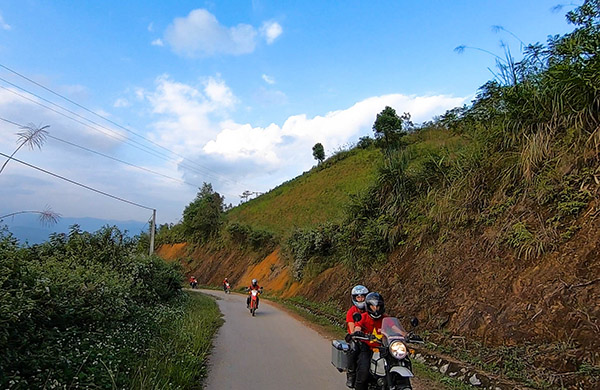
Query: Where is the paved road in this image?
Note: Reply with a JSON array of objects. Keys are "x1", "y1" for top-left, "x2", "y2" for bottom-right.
[{"x1": 200, "y1": 289, "x2": 344, "y2": 390}]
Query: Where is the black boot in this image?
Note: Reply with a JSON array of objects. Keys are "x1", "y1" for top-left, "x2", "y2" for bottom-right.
[{"x1": 346, "y1": 371, "x2": 356, "y2": 388}]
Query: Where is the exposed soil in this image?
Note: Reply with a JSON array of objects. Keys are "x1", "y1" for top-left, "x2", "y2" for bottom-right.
[{"x1": 157, "y1": 211, "x2": 599, "y2": 389}]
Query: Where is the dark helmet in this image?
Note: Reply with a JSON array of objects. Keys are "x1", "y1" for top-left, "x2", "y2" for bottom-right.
[
  {"x1": 365, "y1": 292, "x2": 385, "y2": 319},
  {"x1": 251, "y1": 279, "x2": 258, "y2": 286}
]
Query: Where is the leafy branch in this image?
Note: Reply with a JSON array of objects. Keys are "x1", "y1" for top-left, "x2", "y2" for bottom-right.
[{"x1": 0, "y1": 122, "x2": 49, "y2": 174}]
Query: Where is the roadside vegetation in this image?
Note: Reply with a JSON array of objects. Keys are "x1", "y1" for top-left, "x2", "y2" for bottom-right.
[{"x1": 0, "y1": 226, "x2": 221, "y2": 389}]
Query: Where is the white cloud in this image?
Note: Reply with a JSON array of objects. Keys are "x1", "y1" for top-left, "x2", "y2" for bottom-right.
[
  {"x1": 142, "y1": 75, "x2": 238, "y2": 154},
  {"x1": 260, "y1": 21, "x2": 282, "y2": 44},
  {"x1": 201, "y1": 93, "x2": 466, "y2": 172},
  {"x1": 204, "y1": 122, "x2": 282, "y2": 164},
  {"x1": 0, "y1": 13, "x2": 11, "y2": 31},
  {"x1": 262, "y1": 74, "x2": 275, "y2": 84},
  {"x1": 147, "y1": 22, "x2": 154, "y2": 32},
  {"x1": 113, "y1": 98, "x2": 130, "y2": 108},
  {"x1": 164, "y1": 9, "x2": 257, "y2": 57},
  {"x1": 151, "y1": 38, "x2": 164, "y2": 47},
  {"x1": 204, "y1": 76, "x2": 237, "y2": 109}
]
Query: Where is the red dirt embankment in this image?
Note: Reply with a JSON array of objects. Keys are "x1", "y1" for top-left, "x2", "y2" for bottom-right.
[{"x1": 157, "y1": 215, "x2": 599, "y2": 389}]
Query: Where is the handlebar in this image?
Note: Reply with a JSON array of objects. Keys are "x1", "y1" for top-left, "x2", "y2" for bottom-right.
[
  {"x1": 346, "y1": 331, "x2": 424, "y2": 345},
  {"x1": 346, "y1": 331, "x2": 380, "y2": 344}
]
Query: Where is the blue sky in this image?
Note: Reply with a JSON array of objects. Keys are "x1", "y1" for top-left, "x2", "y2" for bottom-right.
[{"x1": 0, "y1": 1, "x2": 575, "y2": 227}]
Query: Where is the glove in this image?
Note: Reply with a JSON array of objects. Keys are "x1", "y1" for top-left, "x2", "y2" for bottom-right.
[{"x1": 352, "y1": 331, "x2": 367, "y2": 338}]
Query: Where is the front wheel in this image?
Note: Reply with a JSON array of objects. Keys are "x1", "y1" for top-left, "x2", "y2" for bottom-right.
[
  {"x1": 251, "y1": 307, "x2": 255, "y2": 316},
  {"x1": 392, "y1": 374, "x2": 412, "y2": 390}
]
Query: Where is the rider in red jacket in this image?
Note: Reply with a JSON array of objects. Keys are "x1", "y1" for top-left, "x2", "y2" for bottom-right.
[
  {"x1": 246, "y1": 279, "x2": 261, "y2": 308},
  {"x1": 345, "y1": 285, "x2": 369, "y2": 388}
]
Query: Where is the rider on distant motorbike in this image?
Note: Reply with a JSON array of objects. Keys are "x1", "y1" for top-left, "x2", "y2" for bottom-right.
[
  {"x1": 345, "y1": 285, "x2": 369, "y2": 388},
  {"x1": 189, "y1": 276, "x2": 198, "y2": 288},
  {"x1": 223, "y1": 277, "x2": 230, "y2": 292},
  {"x1": 352, "y1": 292, "x2": 389, "y2": 390},
  {"x1": 246, "y1": 279, "x2": 261, "y2": 308}
]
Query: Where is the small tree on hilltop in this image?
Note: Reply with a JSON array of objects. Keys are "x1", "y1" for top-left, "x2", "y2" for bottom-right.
[
  {"x1": 312, "y1": 143, "x2": 325, "y2": 164},
  {"x1": 373, "y1": 106, "x2": 412, "y2": 159}
]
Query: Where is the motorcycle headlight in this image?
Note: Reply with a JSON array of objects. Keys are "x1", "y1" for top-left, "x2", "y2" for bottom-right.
[{"x1": 389, "y1": 340, "x2": 408, "y2": 360}]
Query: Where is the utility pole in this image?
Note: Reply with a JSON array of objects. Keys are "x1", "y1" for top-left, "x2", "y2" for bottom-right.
[{"x1": 149, "y1": 209, "x2": 156, "y2": 255}]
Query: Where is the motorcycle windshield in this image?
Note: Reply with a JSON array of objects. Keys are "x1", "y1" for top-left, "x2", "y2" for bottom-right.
[
  {"x1": 380, "y1": 317, "x2": 408, "y2": 339},
  {"x1": 251, "y1": 290, "x2": 259, "y2": 296}
]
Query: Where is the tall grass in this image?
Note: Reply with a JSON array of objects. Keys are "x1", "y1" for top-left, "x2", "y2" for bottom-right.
[{"x1": 131, "y1": 292, "x2": 223, "y2": 389}]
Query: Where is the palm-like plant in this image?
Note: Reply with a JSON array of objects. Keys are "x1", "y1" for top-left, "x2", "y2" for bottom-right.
[
  {"x1": 0, "y1": 123, "x2": 50, "y2": 174},
  {"x1": 0, "y1": 206, "x2": 61, "y2": 226}
]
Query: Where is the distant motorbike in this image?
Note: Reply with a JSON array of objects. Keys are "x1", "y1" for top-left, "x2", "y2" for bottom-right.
[
  {"x1": 332, "y1": 316, "x2": 423, "y2": 390},
  {"x1": 224, "y1": 282, "x2": 231, "y2": 294},
  {"x1": 247, "y1": 287, "x2": 263, "y2": 316},
  {"x1": 190, "y1": 280, "x2": 198, "y2": 289}
]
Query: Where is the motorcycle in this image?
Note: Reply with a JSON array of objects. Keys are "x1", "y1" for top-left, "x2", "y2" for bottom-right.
[
  {"x1": 247, "y1": 287, "x2": 263, "y2": 316},
  {"x1": 332, "y1": 315, "x2": 423, "y2": 390},
  {"x1": 224, "y1": 282, "x2": 231, "y2": 294},
  {"x1": 190, "y1": 280, "x2": 198, "y2": 289}
]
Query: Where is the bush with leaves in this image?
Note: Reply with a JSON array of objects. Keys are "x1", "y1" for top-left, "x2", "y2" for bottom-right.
[
  {"x1": 0, "y1": 225, "x2": 184, "y2": 389},
  {"x1": 285, "y1": 223, "x2": 342, "y2": 280}
]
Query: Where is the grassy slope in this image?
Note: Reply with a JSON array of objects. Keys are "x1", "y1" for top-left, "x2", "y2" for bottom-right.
[{"x1": 226, "y1": 147, "x2": 382, "y2": 234}]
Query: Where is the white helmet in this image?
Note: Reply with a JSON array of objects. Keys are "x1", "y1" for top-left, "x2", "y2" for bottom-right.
[{"x1": 351, "y1": 285, "x2": 369, "y2": 309}]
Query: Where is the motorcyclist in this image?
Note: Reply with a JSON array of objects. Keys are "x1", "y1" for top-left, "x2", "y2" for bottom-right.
[
  {"x1": 189, "y1": 276, "x2": 198, "y2": 288},
  {"x1": 345, "y1": 285, "x2": 369, "y2": 388},
  {"x1": 352, "y1": 292, "x2": 389, "y2": 390},
  {"x1": 223, "y1": 277, "x2": 230, "y2": 292},
  {"x1": 246, "y1": 279, "x2": 261, "y2": 308}
]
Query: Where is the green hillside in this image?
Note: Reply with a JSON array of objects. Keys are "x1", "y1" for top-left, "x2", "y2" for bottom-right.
[{"x1": 226, "y1": 147, "x2": 382, "y2": 235}]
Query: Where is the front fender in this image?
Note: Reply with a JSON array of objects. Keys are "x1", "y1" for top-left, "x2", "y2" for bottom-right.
[{"x1": 390, "y1": 366, "x2": 414, "y2": 377}]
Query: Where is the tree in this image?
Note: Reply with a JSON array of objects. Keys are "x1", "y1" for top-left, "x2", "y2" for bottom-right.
[
  {"x1": 312, "y1": 143, "x2": 325, "y2": 164},
  {"x1": 182, "y1": 183, "x2": 225, "y2": 242},
  {"x1": 372, "y1": 107, "x2": 411, "y2": 157}
]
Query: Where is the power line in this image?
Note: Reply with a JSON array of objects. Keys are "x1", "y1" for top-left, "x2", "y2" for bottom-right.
[
  {"x1": 0, "y1": 151, "x2": 155, "y2": 211},
  {"x1": 0, "y1": 63, "x2": 243, "y2": 186},
  {"x1": 0, "y1": 117, "x2": 241, "y2": 200},
  {"x1": 0, "y1": 84, "x2": 240, "y2": 187},
  {"x1": 0, "y1": 116, "x2": 205, "y2": 188}
]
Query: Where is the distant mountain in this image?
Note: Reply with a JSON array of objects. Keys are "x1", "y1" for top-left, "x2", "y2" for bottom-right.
[{"x1": 1, "y1": 214, "x2": 148, "y2": 245}]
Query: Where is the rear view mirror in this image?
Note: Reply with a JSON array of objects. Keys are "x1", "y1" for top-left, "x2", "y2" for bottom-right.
[
  {"x1": 410, "y1": 317, "x2": 419, "y2": 328},
  {"x1": 352, "y1": 312, "x2": 362, "y2": 322}
]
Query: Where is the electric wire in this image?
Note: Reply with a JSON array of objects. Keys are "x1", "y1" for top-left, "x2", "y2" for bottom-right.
[
  {"x1": 1, "y1": 117, "x2": 241, "y2": 200},
  {"x1": 0, "y1": 63, "x2": 243, "y2": 186},
  {"x1": 0, "y1": 151, "x2": 155, "y2": 211},
  {"x1": 0, "y1": 115, "x2": 203, "y2": 188},
  {"x1": 0, "y1": 81, "x2": 235, "y2": 185}
]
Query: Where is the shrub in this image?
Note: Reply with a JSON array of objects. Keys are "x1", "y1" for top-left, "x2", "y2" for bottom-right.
[{"x1": 0, "y1": 226, "x2": 184, "y2": 389}]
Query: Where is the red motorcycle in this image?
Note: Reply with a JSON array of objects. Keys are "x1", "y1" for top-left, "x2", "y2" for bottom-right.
[
  {"x1": 247, "y1": 287, "x2": 263, "y2": 316},
  {"x1": 224, "y1": 282, "x2": 231, "y2": 294}
]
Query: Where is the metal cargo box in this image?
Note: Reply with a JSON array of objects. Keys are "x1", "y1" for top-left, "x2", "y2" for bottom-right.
[{"x1": 331, "y1": 339, "x2": 351, "y2": 371}]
